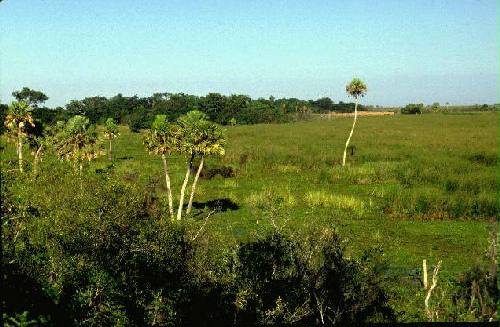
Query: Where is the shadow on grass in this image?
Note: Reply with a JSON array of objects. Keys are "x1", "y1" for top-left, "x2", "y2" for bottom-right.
[{"x1": 192, "y1": 198, "x2": 240, "y2": 213}]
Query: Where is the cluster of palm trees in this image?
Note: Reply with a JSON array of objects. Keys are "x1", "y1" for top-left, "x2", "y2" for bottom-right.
[
  {"x1": 4, "y1": 100, "x2": 225, "y2": 221},
  {"x1": 4, "y1": 101, "x2": 112, "y2": 175},
  {"x1": 143, "y1": 111, "x2": 225, "y2": 220},
  {"x1": 5, "y1": 78, "x2": 363, "y2": 221}
]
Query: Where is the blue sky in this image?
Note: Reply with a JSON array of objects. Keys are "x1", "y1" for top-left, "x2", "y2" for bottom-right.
[{"x1": 1, "y1": 0, "x2": 498, "y2": 107}]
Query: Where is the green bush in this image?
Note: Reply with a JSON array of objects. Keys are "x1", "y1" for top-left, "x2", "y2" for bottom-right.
[{"x1": 401, "y1": 104, "x2": 423, "y2": 115}]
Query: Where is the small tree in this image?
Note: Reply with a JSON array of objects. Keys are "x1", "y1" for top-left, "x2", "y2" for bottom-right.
[
  {"x1": 176, "y1": 111, "x2": 210, "y2": 220},
  {"x1": 143, "y1": 115, "x2": 179, "y2": 219},
  {"x1": 401, "y1": 103, "x2": 423, "y2": 115},
  {"x1": 103, "y1": 118, "x2": 119, "y2": 161},
  {"x1": 431, "y1": 102, "x2": 440, "y2": 112},
  {"x1": 53, "y1": 115, "x2": 103, "y2": 175},
  {"x1": 186, "y1": 121, "x2": 225, "y2": 214},
  {"x1": 4, "y1": 101, "x2": 35, "y2": 172},
  {"x1": 12, "y1": 87, "x2": 48, "y2": 109},
  {"x1": 342, "y1": 78, "x2": 367, "y2": 167}
]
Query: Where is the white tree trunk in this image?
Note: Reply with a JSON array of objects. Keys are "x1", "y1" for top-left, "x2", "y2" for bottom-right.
[
  {"x1": 161, "y1": 154, "x2": 174, "y2": 219},
  {"x1": 18, "y1": 129, "x2": 23, "y2": 173},
  {"x1": 423, "y1": 259, "x2": 428, "y2": 289},
  {"x1": 108, "y1": 139, "x2": 113, "y2": 161},
  {"x1": 342, "y1": 98, "x2": 358, "y2": 167},
  {"x1": 33, "y1": 144, "x2": 43, "y2": 176},
  {"x1": 425, "y1": 260, "x2": 442, "y2": 321},
  {"x1": 186, "y1": 155, "x2": 204, "y2": 214},
  {"x1": 177, "y1": 153, "x2": 194, "y2": 220}
]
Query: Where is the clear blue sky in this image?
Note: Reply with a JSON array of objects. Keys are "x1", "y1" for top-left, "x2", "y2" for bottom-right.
[{"x1": 1, "y1": 0, "x2": 498, "y2": 107}]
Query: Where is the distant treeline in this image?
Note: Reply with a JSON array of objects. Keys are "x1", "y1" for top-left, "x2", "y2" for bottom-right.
[
  {"x1": 1, "y1": 93, "x2": 366, "y2": 131},
  {"x1": 399, "y1": 103, "x2": 500, "y2": 115},
  {"x1": 2, "y1": 89, "x2": 498, "y2": 132}
]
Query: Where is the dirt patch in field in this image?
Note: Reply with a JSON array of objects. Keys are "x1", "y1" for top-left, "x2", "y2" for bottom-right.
[{"x1": 322, "y1": 111, "x2": 395, "y2": 118}]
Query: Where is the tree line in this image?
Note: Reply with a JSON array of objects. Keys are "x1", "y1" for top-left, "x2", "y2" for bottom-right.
[{"x1": 0, "y1": 87, "x2": 365, "y2": 133}]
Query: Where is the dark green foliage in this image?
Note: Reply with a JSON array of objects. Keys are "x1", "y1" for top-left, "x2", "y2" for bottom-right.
[
  {"x1": 12, "y1": 87, "x2": 49, "y2": 108},
  {"x1": 401, "y1": 103, "x2": 423, "y2": 114},
  {"x1": 151, "y1": 92, "x2": 197, "y2": 120},
  {"x1": 311, "y1": 97, "x2": 334, "y2": 112},
  {"x1": 21, "y1": 90, "x2": 367, "y2": 130},
  {"x1": 0, "y1": 103, "x2": 8, "y2": 134},
  {"x1": 66, "y1": 95, "x2": 151, "y2": 125},
  {"x1": 2, "y1": 162, "x2": 394, "y2": 325},
  {"x1": 452, "y1": 264, "x2": 499, "y2": 321},
  {"x1": 457, "y1": 227, "x2": 498, "y2": 321},
  {"x1": 200, "y1": 164, "x2": 236, "y2": 179},
  {"x1": 126, "y1": 105, "x2": 154, "y2": 133},
  {"x1": 232, "y1": 231, "x2": 395, "y2": 325},
  {"x1": 31, "y1": 107, "x2": 67, "y2": 126}
]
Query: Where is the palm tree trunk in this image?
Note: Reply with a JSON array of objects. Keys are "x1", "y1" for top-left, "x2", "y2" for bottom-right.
[
  {"x1": 186, "y1": 155, "x2": 204, "y2": 214},
  {"x1": 17, "y1": 126, "x2": 23, "y2": 172},
  {"x1": 108, "y1": 139, "x2": 112, "y2": 161},
  {"x1": 33, "y1": 144, "x2": 43, "y2": 176},
  {"x1": 177, "y1": 153, "x2": 194, "y2": 220},
  {"x1": 161, "y1": 154, "x2": 174, "y2": 219},
  {"x1": 342, "y1": 97, "x2": 358, "y2": 167}
]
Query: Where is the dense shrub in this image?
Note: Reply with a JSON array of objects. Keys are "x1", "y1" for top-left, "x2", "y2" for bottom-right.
[
  {"x1": 401, "y1": 104, "x2": 423, "y2": 115},
  {"x1": 2, "y1": 165, "x2": 395, "y2": 325}
]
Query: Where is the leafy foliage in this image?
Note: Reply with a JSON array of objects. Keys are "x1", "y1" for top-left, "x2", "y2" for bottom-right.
[
  {"x1": 4, "y1": 101, "x2": 35, "y2": 139},
  {"x1": 401, "y1": 104, "x2": 423, "y2": 115},
  {"x1": 143, "y1": 115, "x2": 180, "y2": 156},
  {"x1": 346, "y1": 78, "x2": 368, "y2": 99},
  {"x1": 177, "y1": 111, "x2": 225, "y2": 157},
  {"x1": 104, "y1": 118, "x2": 119, "y2": 140},
  {"x1": 12, "y1": 87, "x2": 48, "y2": 108},
  {"x1": 53, "y1": 115, "x2": 103, "y2": 165}
]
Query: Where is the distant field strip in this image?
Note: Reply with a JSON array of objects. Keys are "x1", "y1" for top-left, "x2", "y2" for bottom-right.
[{"x1": 322, "y1": 111, "x2": 396, "y2": 118}]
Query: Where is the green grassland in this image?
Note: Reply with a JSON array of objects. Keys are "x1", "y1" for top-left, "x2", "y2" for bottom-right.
[
  {"x1": 3, "y1": 112, "x2": 497, "y2": 272},
  {"x1": 94, "y1": 112, "x2": 499, "y2": 275},
  {"x1": 2, "y1": 111, "x2": 498, "y2": 321}
]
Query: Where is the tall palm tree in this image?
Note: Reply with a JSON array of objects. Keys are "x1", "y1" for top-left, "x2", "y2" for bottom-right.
[
  {"x1": 104, "y1": 118, "x2": 119, "y2": 161},
  {"x1": 342, "y1": 78, "x2": 367, "y2": 167},
  {"x1": 143, "y1": 115, "x2": 179, "y2": 219},
  {"x1": 186, "y1": 121, "x2": 225, "y2": 214},
  {"x1": 4, "y1": 101, "x2": 34, "y2": 172},
  {"x1": 53, "y1": 115, "x2": 103, "y2": 175}
]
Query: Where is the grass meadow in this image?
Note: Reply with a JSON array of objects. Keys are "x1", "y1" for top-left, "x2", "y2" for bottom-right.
[{"x1": 94, "y1": 112, "x2": 499, "y2": 273}]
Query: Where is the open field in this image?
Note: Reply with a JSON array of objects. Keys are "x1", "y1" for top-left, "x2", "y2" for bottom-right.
[{"x1": 92, "y1": 112, "x2": 498, "y2": 272}]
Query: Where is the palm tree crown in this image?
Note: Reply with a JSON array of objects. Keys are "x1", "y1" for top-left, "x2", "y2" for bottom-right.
[
  {"x1": 346, "y1": 78, "x2": 368, "y2": 99},
  {"x1": 143, "y1": 115, "x2": 180, "y2": 155},
  {"x1": 104, "y1": 118, "x2": 119, "y2": 140},
  {"x1": 4, "y1": 101, "x2": 34, "y2": 136},
  {"x1": 54, "y1": 115, "x2": 102, "y2": 162}
]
